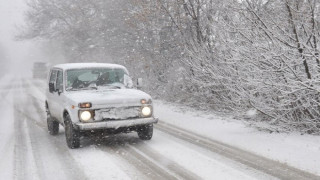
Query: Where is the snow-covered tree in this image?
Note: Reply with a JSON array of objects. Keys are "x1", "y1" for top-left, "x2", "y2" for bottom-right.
[{"x1": 20, "y1": 0, "x2": 320, "y2": 133}]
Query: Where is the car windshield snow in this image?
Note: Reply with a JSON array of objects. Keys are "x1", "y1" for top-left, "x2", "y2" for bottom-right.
[{"x1": 66, "y1": 68, "x2": 126, "y2": 91}]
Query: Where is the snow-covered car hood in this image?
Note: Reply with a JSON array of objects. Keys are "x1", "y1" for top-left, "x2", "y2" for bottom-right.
[{"x1": 67, "y1": 89, "x2": 152, "y2": 108}]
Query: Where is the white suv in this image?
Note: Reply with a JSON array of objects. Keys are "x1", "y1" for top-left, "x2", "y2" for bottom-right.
[{"x1": 45, "y1": 63, "x2": 158, "y2": 148}]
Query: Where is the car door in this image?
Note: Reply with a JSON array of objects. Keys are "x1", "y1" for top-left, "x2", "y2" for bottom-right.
[
  {"x1": 47, "y1": 69, "x2": 58, "y2": 118},
  {"x1": 52, "y1": 69, "x2": 65, "y2": 123}
]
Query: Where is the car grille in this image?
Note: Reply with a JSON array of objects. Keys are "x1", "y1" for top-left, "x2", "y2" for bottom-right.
[{"x1": 95, "y1": 107, "x2": 140, "y2": 120}]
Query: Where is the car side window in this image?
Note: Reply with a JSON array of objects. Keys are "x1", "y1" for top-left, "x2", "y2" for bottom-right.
[
  {"x1": 56, "y1": 70, "x2": 63, "y2": 92},
  {"x1": 49, "y1": 70, "x2": 58, "y2": 87}
]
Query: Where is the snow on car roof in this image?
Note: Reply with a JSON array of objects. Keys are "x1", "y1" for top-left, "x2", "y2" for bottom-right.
[{"x1": 52, "y1": 63, "x2": 129, "y2": 73}]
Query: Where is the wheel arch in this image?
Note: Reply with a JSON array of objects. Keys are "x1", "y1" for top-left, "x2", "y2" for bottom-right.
[
  {"x1": 62, "y1": 109, "x2": 72, "y2": 126},
  {"x1": 45, "y1": 100, "x2": 49, "y2": 109},
  {"x1": 63, "y1": 109, "x2": 69, "y2": 119}
]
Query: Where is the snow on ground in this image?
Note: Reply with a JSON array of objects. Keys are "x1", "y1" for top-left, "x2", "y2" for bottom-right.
[
  {"x1": 70, "y1": 147, "x2": 132, "y2": 180},
  {"x1": 0, "y1": 82, "x2": 14, "y2": 180},
  {"x1": 25, "y1": 78, "x2": 277, "y2": 179},
  {"x1": 29, "y1": 78, "x2": 320, "y2": 176},
  {"x1": 145, "y1": 130, "x2": 269, "y2": 180},
  {"x1": 154, "y1": 100, "x2": 320, "y2": 176},
  {"x1": 0, "y1": 74, "x2": 14, "y2": 89},
  {"x1": 2, "y1": 77, "x2": 318, "y2": 179},
  {"x1": 19, "y1": 78, "x2": 276, "y2": 180}
]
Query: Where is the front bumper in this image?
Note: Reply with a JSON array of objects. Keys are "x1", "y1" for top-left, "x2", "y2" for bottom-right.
[{"x1": 75, "y1": 117, "x2": 158, "y2": 131}]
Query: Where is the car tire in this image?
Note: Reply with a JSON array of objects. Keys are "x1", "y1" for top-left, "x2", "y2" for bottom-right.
[
  {"x1": 64, "y1": 115, "x2": 80, "y2": 149},
  {"x1": 47, "y1": 109, "x2": 59, "y2": 135},
  {"x1": 137, "y1": 124, "x2": 153, "y2": 140}
]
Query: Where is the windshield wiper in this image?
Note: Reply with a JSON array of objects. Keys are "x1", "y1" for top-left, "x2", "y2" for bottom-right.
[
  {"x1": 66, "y1": 86, "x2": 98, "y2": 91},
  {"x1": 98, "y1": 84, "x2": 121, "y2": 89},
  {"x1": 84, "y1": 86, "x2": 98, "y2": 90}
]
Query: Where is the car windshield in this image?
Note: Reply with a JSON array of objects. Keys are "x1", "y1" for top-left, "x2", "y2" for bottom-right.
[{"x1": 66, "y1": 68, "x2": 126, "y2": 91}]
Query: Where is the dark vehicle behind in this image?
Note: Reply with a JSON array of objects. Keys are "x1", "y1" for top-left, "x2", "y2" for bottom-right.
[{"x1": 33, "y1": 62, "x2": 47, "y2": 79}]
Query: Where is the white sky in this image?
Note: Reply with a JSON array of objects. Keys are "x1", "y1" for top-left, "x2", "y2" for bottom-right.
[{"x1": 0, "y1": 0, "x2": 43, "y2": 76}]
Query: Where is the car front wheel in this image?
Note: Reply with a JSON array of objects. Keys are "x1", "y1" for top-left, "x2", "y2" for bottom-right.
[
  {"x1": 137, "y1": 124, "x2": 153, "y2": 140},
  {"x1": 64, "y1": 115, "x2": 80, "y2": 149}
]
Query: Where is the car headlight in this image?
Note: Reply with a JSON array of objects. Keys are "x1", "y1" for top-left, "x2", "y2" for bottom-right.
[
  {"x1": 80, "y1": 111, "x2": 92, "y2": 121},
  {"x1": 141, "y1": 106, "x2": 152, "y2": 117}
]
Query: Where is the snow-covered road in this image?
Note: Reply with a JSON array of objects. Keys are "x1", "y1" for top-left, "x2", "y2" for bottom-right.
[{"x1": 0, "y1": 77, "x2": 319, "y2": 180}]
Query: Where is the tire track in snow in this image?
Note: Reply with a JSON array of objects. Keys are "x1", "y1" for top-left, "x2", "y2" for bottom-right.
[
  {"x1": 0, "y1": 77, "x2": 31, "y2": 98},
  {"x1": 94, "y1": 134, "x2": 201, "y2": 180},
  {"x1": 0, "y1": 78, "x2": 14, "y2": 99},
  {"x1": 24, "y1": 111, "x2": 87, "y2": 180},
  {"x1": 13, "y1": 110, "x2": 36, "y2": 180},
  {"x1": 110, "y1": 145, "x2": 171, "y2": 180},
  {"x1": 13, "y1": 82, "x2": 40, "y2": 180},
  {"x1": 0, "y1": 135, "x2": 14, "y2": 165},
  {"x1": 127, "y1": 144, "x2": 202, "y2": 180},
  {"x1": 111, "y1": 146, "x2": 177, "y2": 180},
  {"x1": 27, "y1": 84, "x2": 147, "y2": 179},
  {"x1": 13, "y1": 108, "x2": 28, "y2": 180},
  {"x1": 27, "y1": 78, "x2": 320, "y2": 179},
  {"x1": 0, "y1": 79, "x2": 15, "y2": 174},
  {"x1": 155, "y1": 122, "x2": 320, "y2": 180},
  {"x1": 27, "y1": 79, "x2": 201, "y2": 179},
  {"x1": 17, "y1": 79, "x2": 87, "y2": 180},
  {"x1": 81, "y1": 134, "x2": 175, "y2": 180},
  {"x1": 27, "y1": 78, "x2": 247, "y2": 179}
]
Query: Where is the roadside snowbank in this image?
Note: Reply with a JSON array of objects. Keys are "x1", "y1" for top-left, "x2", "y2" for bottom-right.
[{"x1": 154, "y1": 100, "x2": 320, "y2": 176}]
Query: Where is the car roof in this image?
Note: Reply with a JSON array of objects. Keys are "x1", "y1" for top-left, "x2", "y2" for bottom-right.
[{"x1": 52, "y1": 63, "x2": 129, "y2": 74}]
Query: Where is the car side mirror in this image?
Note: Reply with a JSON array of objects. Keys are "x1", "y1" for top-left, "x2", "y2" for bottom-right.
[
  {"x1": 49, "y1": 82, "x2": 55, "y2": 93},
  {"x1": 137, "y1": 78, "x2": 143, "y2": 89}
]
